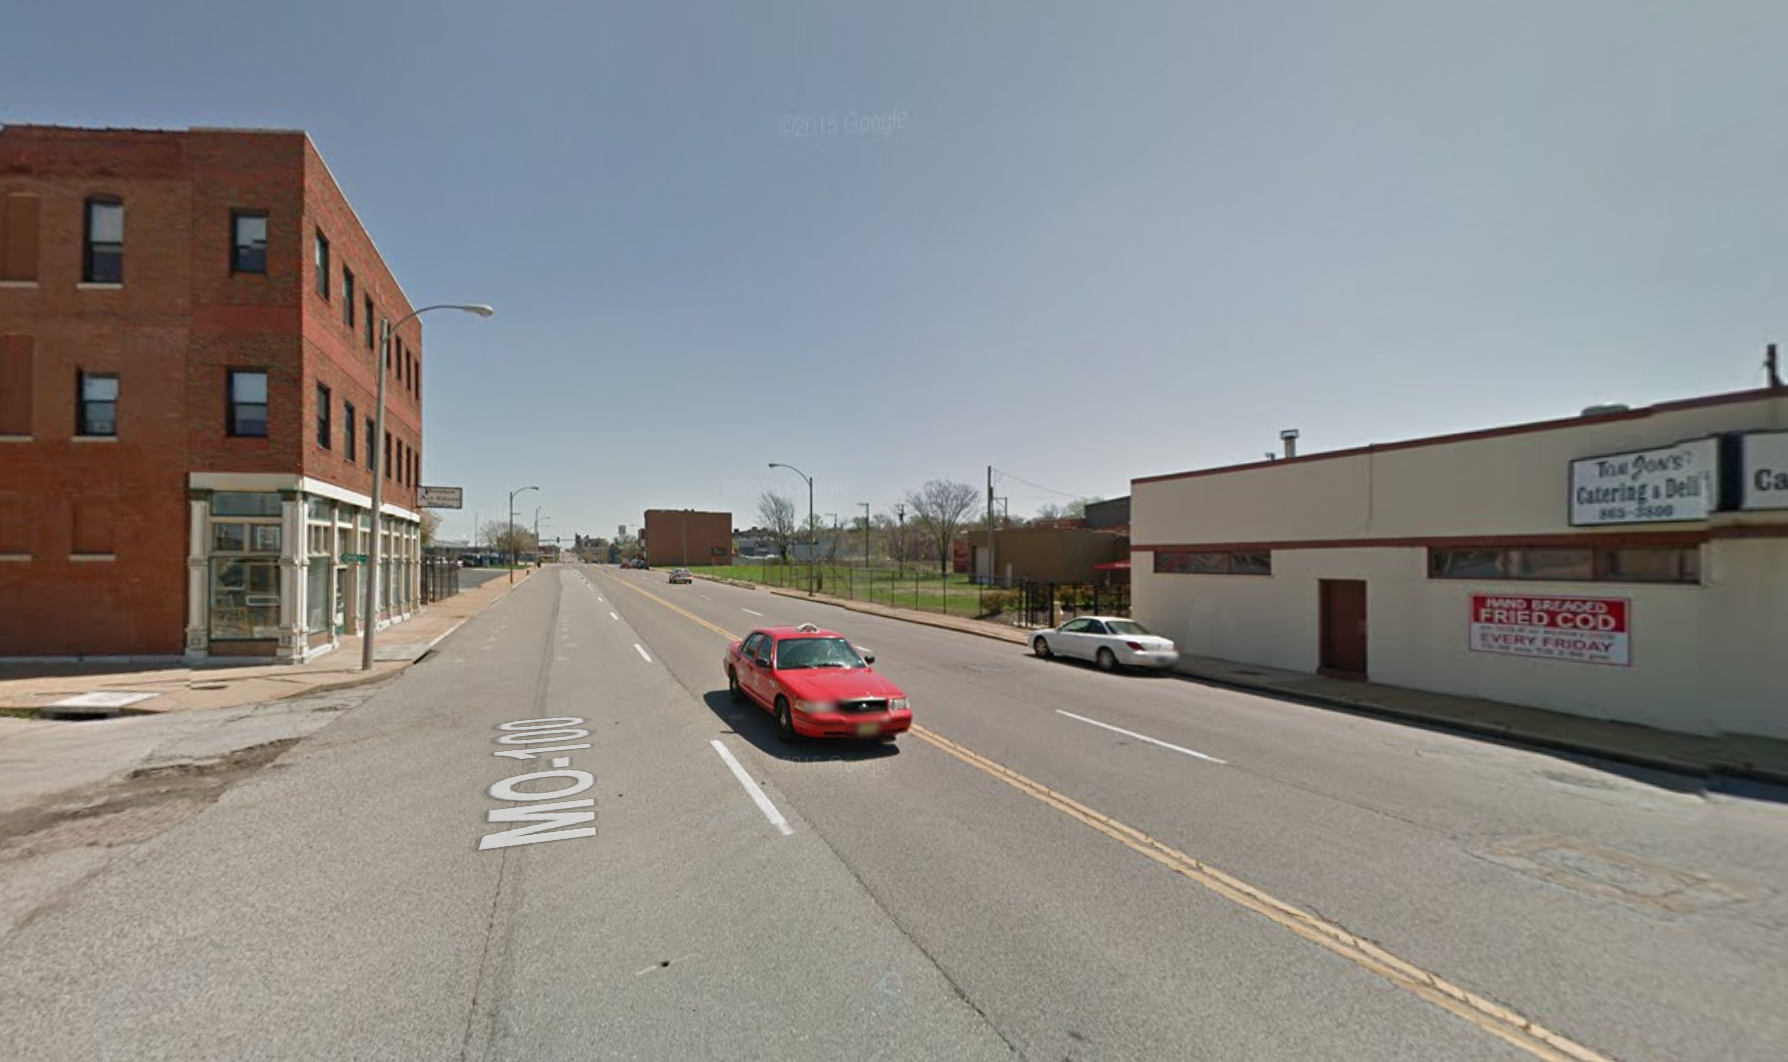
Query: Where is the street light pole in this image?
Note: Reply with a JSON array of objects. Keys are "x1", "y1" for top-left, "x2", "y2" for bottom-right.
[
  {"x1": 508, "y1": 485, "x2": 538, "y2": 584},
  {"x1": 860, "y1": 502, "x2": 870, "y2": 568},
  {"x1": 769, "y1": 462, "x2": 814, "y2": 596},
  {"x1": 361, "y1": 303, "x2": 494, "y2": 672}
]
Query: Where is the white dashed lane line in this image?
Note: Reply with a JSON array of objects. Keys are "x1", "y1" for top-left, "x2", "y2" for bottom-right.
[
  {"x1": 1055, "y1": 709, "x2": 1227, "y2": 764},
  {"x1": 634, "y1": 643, "x2": 652, "y2": 663}
]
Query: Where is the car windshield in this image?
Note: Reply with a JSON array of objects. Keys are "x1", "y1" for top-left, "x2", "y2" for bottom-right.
[
  {"x1": 1104, "y1": 620, "x2": 1153, "y2": 636},
  {"x1": 775, "y1": 636, "x2": 865, "y2": 670}
]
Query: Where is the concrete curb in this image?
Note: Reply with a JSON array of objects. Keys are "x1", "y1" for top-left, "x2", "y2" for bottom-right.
[
  {"x1": 744, "y1": 578, "x2": 1788, "y2": 789},
  {"x1": 765, "y1": 587, "x2": 1032, "y2": 646},
  {"x1": 1175, "y1": 670, "x2": 1788, "y2": 789}
]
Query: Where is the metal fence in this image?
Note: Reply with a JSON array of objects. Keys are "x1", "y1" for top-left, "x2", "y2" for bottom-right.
[{"x1": 420, "y1": 557, "x2": 461, "y2": 605}]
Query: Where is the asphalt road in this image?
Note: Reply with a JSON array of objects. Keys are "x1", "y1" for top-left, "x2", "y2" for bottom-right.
[{"x1": 2, "y1": 564, "x2": 1783, "y2": 1061}]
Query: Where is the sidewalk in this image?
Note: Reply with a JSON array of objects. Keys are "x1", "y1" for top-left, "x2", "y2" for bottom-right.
[
  {"x1": 0, "y1": 569, "x2": 533, "y2": 718},
  {"x1": 757, "y1": 582, "x2": 1788, "y2": 787}
]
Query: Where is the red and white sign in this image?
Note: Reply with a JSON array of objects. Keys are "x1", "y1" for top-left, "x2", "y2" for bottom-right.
[{"x1": 1469, "y1": 594, "x2": 1631, "y2": 667}]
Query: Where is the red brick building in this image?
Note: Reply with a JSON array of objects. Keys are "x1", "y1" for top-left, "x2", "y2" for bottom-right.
[
  {"x1": 642, "y1": 510, "x2": 733, "y2": 566},
  {"x1": 0, "y1": 125, "x2": 427, "y2": 661}
]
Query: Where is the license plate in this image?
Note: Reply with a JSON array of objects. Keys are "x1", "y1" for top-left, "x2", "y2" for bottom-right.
[{"x1": 856, "y1": 722, "x2": 881, "y2": 737}]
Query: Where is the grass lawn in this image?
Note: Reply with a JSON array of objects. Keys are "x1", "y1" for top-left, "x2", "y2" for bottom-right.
[{"x1": 684, "y1": 563, "x2": 999, "y2": 618}]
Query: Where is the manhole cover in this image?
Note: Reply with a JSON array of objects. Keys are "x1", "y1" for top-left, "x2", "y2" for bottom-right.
[{"x1": 1473, "y1": 835, "x2": 1764, "y2": 914}]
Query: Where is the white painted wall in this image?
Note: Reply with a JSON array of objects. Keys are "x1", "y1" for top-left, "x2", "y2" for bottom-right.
[{"x1": 1133, "y1": 391, "x2": 1788, "y2": 739}]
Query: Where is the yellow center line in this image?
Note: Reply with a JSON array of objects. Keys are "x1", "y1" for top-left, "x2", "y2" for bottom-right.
[{"x1": 596, "y1": 568, "x2": 1616, "y2": 1062}]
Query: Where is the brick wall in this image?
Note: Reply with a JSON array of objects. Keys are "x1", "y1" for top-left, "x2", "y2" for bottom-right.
[
  {"x1": 301, "y1": 138, "x2": 419, "y2": 511},
  {"x1": 0, "y1": 126, "x2": 426, "y2": 655}
]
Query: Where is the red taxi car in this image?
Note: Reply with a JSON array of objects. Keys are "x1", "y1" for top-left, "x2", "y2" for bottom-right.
[{"x1": 723, "y1": 623, "x2": 913, "y2": 743}]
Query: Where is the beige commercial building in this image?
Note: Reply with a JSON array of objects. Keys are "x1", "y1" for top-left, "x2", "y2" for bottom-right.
[{"x1": 1131, "y1": 387, "x2": 1788, "y2": 741}]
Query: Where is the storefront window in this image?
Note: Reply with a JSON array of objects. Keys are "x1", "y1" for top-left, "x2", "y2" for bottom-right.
[
  {"x1": 1155, "y1": 550, "x2": 1272, "y2": 575},
  {"x1": 307, "y1": 557, "x2": 331, "y2": 633},
  {"x1": 213, "y1": 522, "x2": 248, "y2": 552},
  {"x1": 210, "y1": 558, "x2": 280, "y2": 639},
  {"x1": 1428, "y1": 545, "x2": 1699, "y2": 585},
  {"x1": 213, "y1": 492, "x2": 282, "y2": 517}
]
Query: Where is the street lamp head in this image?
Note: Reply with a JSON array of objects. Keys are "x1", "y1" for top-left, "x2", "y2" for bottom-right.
[{"x1": 460, "y1": 304, "x2": 496, "y2": 317}]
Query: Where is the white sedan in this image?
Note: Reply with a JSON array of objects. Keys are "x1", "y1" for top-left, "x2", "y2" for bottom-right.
[{"x1": 1031, "y1": 616, "x2": 1180, "y2": 672}]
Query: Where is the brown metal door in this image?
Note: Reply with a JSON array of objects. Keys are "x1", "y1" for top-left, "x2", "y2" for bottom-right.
[{"x1": 1319, "y1": 580, "x2": 1368, "y2": 678}]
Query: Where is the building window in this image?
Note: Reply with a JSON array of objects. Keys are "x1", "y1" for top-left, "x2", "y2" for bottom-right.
[
  {"x1": 231, "y1": 211, "x2": 268, "y2": 273},
  {"x1": 210, "y1": 558, "x2": 280, "y2": 639},
  {"x1": 213, "y1": 491, "x2": 283, "y2": 517},
  {"x1": 364, "y1": 417, "x2": 375, "y2": 469},
  {"x1": 228, "y1": 370, "x2": 269, "y2": 437},
  {"x1": 1428, "y1": 546, "x2": 1700, "y2": 585},
  {"x1": 314, "y1": 230, "x2": 330, "y2": 299},
  {"x1": 213, "y1": 521, "x2": 283, "y2": 553},
  {"x1": 316, "y1": 383, "x2": 332, "y2": 449},
  {"x1": 384, "y1": 431, "x2": 393, "y2": 479},
  {"x1": 83, "y1": 199, "x2": 124, "y2": 284},
  {"x1": 364, "y1": 296, "x2": 375, "y2": 350},
  {"x1": 344, "y1": 401, "x2": 357, "y2": 461},
  {"x1": 76, "y1": 371, "x2": 118, "y2": 437},
  {"x1": 382, "y1": 320, "x2": 392, "y2": 372},
  {"x1": 1153, "y1": 550, "x2": 1272, "y2": 575},
  {"x1": 343, "y1": 268, "x2": 356, "y2": 326}
]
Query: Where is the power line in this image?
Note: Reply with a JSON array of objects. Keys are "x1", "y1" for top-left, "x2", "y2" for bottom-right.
[{"x1": 991, "y1": 467, "x2": 1091, "y2": 500}]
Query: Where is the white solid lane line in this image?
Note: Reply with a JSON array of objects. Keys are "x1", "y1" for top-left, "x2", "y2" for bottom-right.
[
  {"x1": 1056, "y1": 709, "x2": 1227, "y2": 764},
  {"x1": 634, "y1": 643, "x2": 652, "y2": 663},
  {"x1": 742, "y1": 608, "x2": 764, "y2": 616},
  {"x1": 710, "y1": 739, "x2": 794, "y2": 836}
]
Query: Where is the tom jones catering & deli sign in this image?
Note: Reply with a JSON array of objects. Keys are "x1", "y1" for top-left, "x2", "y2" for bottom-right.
[
  {"x1": 1569, "y1": 438, "x2": 1715, "y2": 526},
  {"x1": 1469, "y1": 595, "x2": 1631, "y2": 666}
]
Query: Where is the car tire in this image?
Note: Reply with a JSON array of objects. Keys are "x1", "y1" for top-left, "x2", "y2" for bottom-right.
[
  {"x1": 776, "y1": 698, "x2": 800, "y2": 744},
  {"x1": 1032, "y1": 636, "x2": 1053, "y2": 659},
  {"x1": 1096, "y1": 647, "x2": 1118, "y2": 672},
  {"x1": 728, "y1": 669, "x2": 745, "y2": 703}
]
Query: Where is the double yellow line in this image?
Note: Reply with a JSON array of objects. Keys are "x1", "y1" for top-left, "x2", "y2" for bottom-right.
[{"x1": 598, "y1": 570, "x2": 1615, "y2": 1062}]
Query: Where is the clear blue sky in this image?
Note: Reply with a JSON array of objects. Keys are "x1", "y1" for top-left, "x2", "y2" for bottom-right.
[{"x1": 6, "y1": 1, "x2": 1785, "y2": 543}]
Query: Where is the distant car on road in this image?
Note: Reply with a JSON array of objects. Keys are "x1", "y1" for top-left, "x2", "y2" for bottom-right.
[
  {"x1": 723, "y1": 623, "x2": 912, "y2": 743},
  {"x1": 668, "y1": 568, "x2": 693, "y2": 584},
  {"x1": 1031, "y1": 616, "x2": 1179, "y2": 672}
]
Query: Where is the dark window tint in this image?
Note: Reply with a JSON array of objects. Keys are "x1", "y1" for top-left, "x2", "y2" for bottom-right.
[
  {"x1": 343, "y1": 268, "x2": 356, "y2": 326},
  {"x1": 316, "y1": 383, "x2": 332, "y2": 448},
  {"x1": 83, "y1": 199, "x2": 123, "y2": 283},
  {"x1": 384, "y1": 431, "x2": 392, "y2": 477},
  {"x1": 1516, "y1": 549, "x2": 1594, "y2": 581},
  {"x1": 1154, "y1": 550, "x2": 1273, "y2": 575},
  {"x1": 76, "y1": 371, "x2": 118, "y2": 436},
  {"x1": 1601, "y1": 547, "x2": 1700, "y2": 583},
  {"x1": 364, "y1": 417, "x2": 375, "y2": 468},
  {"x1": 364, "y1": 297, "x2": 375, "y2": 349},
  {"x1": 344, "y1": 401, "x2": 357, "y2": 461},
  {"x1": 314, "y1": 231, "x2": 330, "y2": 299},
  {"x1": 231, "y1": 211, "x2": 267, "y2": 273},
  {"x1": 229, "y1": 370, "x2": 269, "y2": 437}
]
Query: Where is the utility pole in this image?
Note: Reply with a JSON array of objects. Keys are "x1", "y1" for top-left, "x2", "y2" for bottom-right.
[
  {"x1": 860, "y1": 502, "x2": 870, "y2": 568},
  {"x1": 987, "y1": 465, "x2": 996, "y2": 589},
  {"x1": 894, "y1": 503, "x2": 906, "y2": 573}
]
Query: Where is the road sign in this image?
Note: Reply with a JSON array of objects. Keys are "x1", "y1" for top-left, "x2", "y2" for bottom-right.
[
  {"x1": 341, "y1": 552, "x2": 370, "y2": 564},
  {"x1": 418, "y1": 485, "x2": 463, "y2": 509}
]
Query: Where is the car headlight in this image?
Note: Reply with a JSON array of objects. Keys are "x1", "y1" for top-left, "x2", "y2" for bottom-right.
[{"x1": 888, "y1": 698, "x2": 909, "y2": 711}]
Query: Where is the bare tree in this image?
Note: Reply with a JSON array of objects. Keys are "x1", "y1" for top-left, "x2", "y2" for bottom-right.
[
  {"x1": 419, "y1": 510, "x2": 442, "y2": 546},
  {"x1": 757, "y1": 492, "x2": 796, "y2": 559},
  {"x1": 905, "y1": 479, "x2": 979, "y2": 575},
  {"x1": 481, "y1": 520, "x2": 537, "y2": 561}
]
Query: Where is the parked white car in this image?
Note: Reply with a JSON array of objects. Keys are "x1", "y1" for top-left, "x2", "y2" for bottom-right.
[{"x1": 1031, "y1": 616, "x2": 1180, "y2": 672}]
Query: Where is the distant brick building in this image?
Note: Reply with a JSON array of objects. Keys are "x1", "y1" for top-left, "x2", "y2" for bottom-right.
[
  {"x1": 0, "y1": 125, "x2": 426, "y2": 661},
  {"x1": 642, "y1": 509, "x2": 732, "y2": 566}
]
